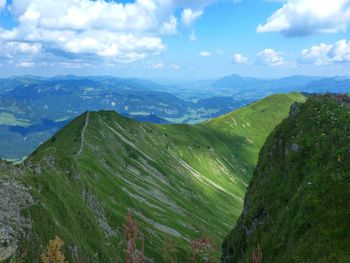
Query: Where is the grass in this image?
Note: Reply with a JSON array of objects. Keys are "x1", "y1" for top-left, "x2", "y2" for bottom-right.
[
  {"x1": 222, "y1": 94, "x2": 350, "y2": 263},
  {"x1": 0, "y1": 93, "x2": 305, "y2": 262}
]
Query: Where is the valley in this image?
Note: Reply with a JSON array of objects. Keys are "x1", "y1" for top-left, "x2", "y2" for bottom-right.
[{"x1": 1, "y1": 74, "x2": 350, "y2": 160}]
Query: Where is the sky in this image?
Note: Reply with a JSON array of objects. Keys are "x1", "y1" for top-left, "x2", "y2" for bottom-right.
[{"x1": 1, "y1": 0, "x2": 350, "y2": 79}]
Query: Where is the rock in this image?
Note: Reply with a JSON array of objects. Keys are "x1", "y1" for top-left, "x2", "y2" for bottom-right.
[
  {"x1": 0, "y1": 177, "x2": 34, "y2": 259},
  {"x1": 291, "y1": 143, "x2": 300, "y2": 152},
  {"x1": 289, "y1": 102, "x2": 301, "y2": 118}
]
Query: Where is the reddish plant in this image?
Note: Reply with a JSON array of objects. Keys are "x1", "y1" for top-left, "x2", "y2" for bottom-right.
[
  {"x1": 163, "y1": 238, "x2": 177, "y2": 263},
  {"x1": 190, "y1": 235, "x2": 218, "y2": 263},
  {"x1": 252, "y1": 244, "x2": 263, "y2": 263},
  {"x1": 124, "y1": 211, "x2": 144, "y2": 263}
]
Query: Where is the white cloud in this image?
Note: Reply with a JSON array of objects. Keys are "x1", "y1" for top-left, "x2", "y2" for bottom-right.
[
  {"x1": 300, "y1": 43, "x2": 333, "y2": 65},
  {"x1": 329, "y1": 39, "x2": 350, "y2": 62},
  {"x1": 257, "y1": 0, "x2": 350, "y2": 36},
  {"x1": 233, "y1": 53, "x2": 248, "y2": 64},
  {"x1": 300, "y1": 39, "x2": 350, "y2": 65},
  {"x1": 199, "y1": 51, "x2": 211, "y2": 57},
  {"x1": 181, "y1": 8, "x2": 203, "y2": 26},
  {"x1": 0, "y1": 0, "x2": 6, "y2": 10},
  {"x1": 257, "y1": 49, "x2": 285, "y2": 66},
  {"x1": 1, "y1": 42, "x2": 42, "y2": 56},
  {"x1": 0, "y1": 0, "x2": 215, "y2": 65},
  {"x1": 160, "y1": 16, "x2": 177, "y2": 35}
]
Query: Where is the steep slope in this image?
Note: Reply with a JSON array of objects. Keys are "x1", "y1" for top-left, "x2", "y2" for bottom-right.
[
  {"x1": 0, "y1": 93, "x2": 304, "y2": 262},
  {"x1": 204, "y1": 93, "x2": 306, "y2": 163},
  {"x1": 222, "y1": 94, "x2": 350, "y2": 263}
]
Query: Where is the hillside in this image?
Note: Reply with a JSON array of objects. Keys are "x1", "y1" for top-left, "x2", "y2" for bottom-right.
[
  {"x1": 222, "y1": 94, "x2": 350, "y2": 263},
  {"x1": 0, "y1": 93, "x2": 304, "y2": 262},
  {"x1": 204, "y1": 93, "x2": 306, "y2": 162}
]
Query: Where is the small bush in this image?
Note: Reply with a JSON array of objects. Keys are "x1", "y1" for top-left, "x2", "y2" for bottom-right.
[
  {"x1": 124, "y1": 211, "x2": 144, "y2": 263},
  {"x1": 41, "y1": 236, "x2": 67, "y2": 263}
]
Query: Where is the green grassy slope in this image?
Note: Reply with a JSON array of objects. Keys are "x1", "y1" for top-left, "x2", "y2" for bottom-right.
[
  {"x1": 0, "y1": 93, "x2": 305, "y2": 262},
  {"x1": 204, "y1": 93, "x2": 306, "y2": 163},
  {"x1": 222, "y1": 94, "x2": 350, "y2": 263}
]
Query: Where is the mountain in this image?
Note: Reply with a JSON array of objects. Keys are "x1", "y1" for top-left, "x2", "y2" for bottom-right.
[
  {"x1": 2, "y1": 74, "x2": 350, "y2": 160},
  {"x1": 222, "y1": 94, "x2": 350, "y2": 263},
  {"x1": 208, "y1": 74, "x2": 350, "y2": 100},
  {"x1": 0, "y1": 93, "x2": 304, "y2": 262},
  {"x1": 205, "y1": 92, "x2": 306, "y2": 162},
  {"x1": 0, "y1": 76, "x2": 248, "y2": 159}
]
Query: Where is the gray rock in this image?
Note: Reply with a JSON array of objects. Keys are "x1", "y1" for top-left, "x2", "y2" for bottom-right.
[
  {"x1": 0, "y1": 176, "x2": 34, "y2": 260},
  {"x1": 291, "y1": 143, "x2": 300, "y2": 152}
]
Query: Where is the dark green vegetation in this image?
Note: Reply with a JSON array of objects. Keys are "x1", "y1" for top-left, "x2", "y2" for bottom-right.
[
  {"x1": 0, "y1": 93, "x2": 305, "y2": 262},
  {"x1": 222, "y1": 94, "x2": 350, "y2": 263}
]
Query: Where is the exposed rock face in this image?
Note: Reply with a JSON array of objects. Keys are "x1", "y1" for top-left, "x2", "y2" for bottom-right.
[
  {"x1": 0, "y1": 173, "x2": 34, "y2": 261},
  {"x1": 289, "y1": 102, "x2": 301, "y2": 118}
]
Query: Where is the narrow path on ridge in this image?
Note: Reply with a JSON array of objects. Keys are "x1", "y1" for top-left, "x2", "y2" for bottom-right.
[{"x1": 75, "y1": 112, "x2": 90, "y2": 159}]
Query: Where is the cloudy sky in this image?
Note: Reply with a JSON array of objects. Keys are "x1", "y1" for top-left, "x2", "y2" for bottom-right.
[{"x1": 1, "y1": 0, "x2": 350, "y2": 79}]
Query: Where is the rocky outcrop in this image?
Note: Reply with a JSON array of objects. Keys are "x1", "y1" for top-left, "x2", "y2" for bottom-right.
[{"x1": 0, "y1": 172, "x2": 34, "y2": 261}]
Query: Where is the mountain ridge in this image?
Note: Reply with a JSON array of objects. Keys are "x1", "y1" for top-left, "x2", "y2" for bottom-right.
[
  {"x1": 1, "y1": 93, "x2": 306, "y2": 262},
  {"x1": 221, "y1": 94, "x2": 350, "y2": 263}
]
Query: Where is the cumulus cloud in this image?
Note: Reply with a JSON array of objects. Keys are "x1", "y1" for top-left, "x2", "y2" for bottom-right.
[
  {"x1": 257, "y1": 49, "x2": 285, "y2": 66},
  {"x1": 300, "y1": 39, "x2": 350, "y2": 65},
  {"x1": 199, "y1": 51, "x2": 211, "y2": 57},
  {"x1": 329, "y1": 39, "x2": 350, "y2": 62},
  {"x1": 0, "y1": 0, "x2": 214, "y2": 65},
  {"x1": 181, "y1": 8, "x2": 203, "y2": 25},
  {"x1": 257, "y1": 0, "x2": 350, "y2": 36},
  {"x1": 300, "y1": 43, "x2": 333, "y2": 65},
  {"x1": 233, "y1": 53, "x2": 248, "y2": 64},
  {"x1": 160, "y1": 16, "x2": 177, "y2": 35}
]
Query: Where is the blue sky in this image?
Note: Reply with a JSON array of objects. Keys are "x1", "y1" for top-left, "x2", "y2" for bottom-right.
[{"x1": 1, "y1": 0, "x2": 350, "y2": 79}]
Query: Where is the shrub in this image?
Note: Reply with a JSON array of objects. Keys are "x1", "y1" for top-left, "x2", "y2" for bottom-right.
[
  {"x1": 252, "y1": 245, "x2": 263, "y2": 263},
  {"x1": 124, "y1": 211, "x2": 144, "y2": 263},
  {"x1": 41, "y1": 236, "x2": 67, "y2": 263},
  {"x1": 190, "y1": 235, "x2": 217, "y2": 263}
]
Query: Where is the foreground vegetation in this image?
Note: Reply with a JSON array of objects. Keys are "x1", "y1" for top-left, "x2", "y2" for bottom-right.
[{"x1": 222, "y1": 94, "x2": 350, "y2": 263}]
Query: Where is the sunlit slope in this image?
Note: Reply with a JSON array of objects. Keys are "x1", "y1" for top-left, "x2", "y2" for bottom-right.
[
  {"x1": 23, "y1": 110, "x2": 251, "y2": 262},
  {"x1": 204, "y1": 93, "x2": 306, "y2": 162},
  {"x1": 1, "y1": 93, "x2": 305, "y2": 262}
]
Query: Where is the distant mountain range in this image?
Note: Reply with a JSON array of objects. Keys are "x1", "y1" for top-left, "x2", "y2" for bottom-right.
[{"x1": 1, "y1": 74, "x2": 350, "y2": 159}]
